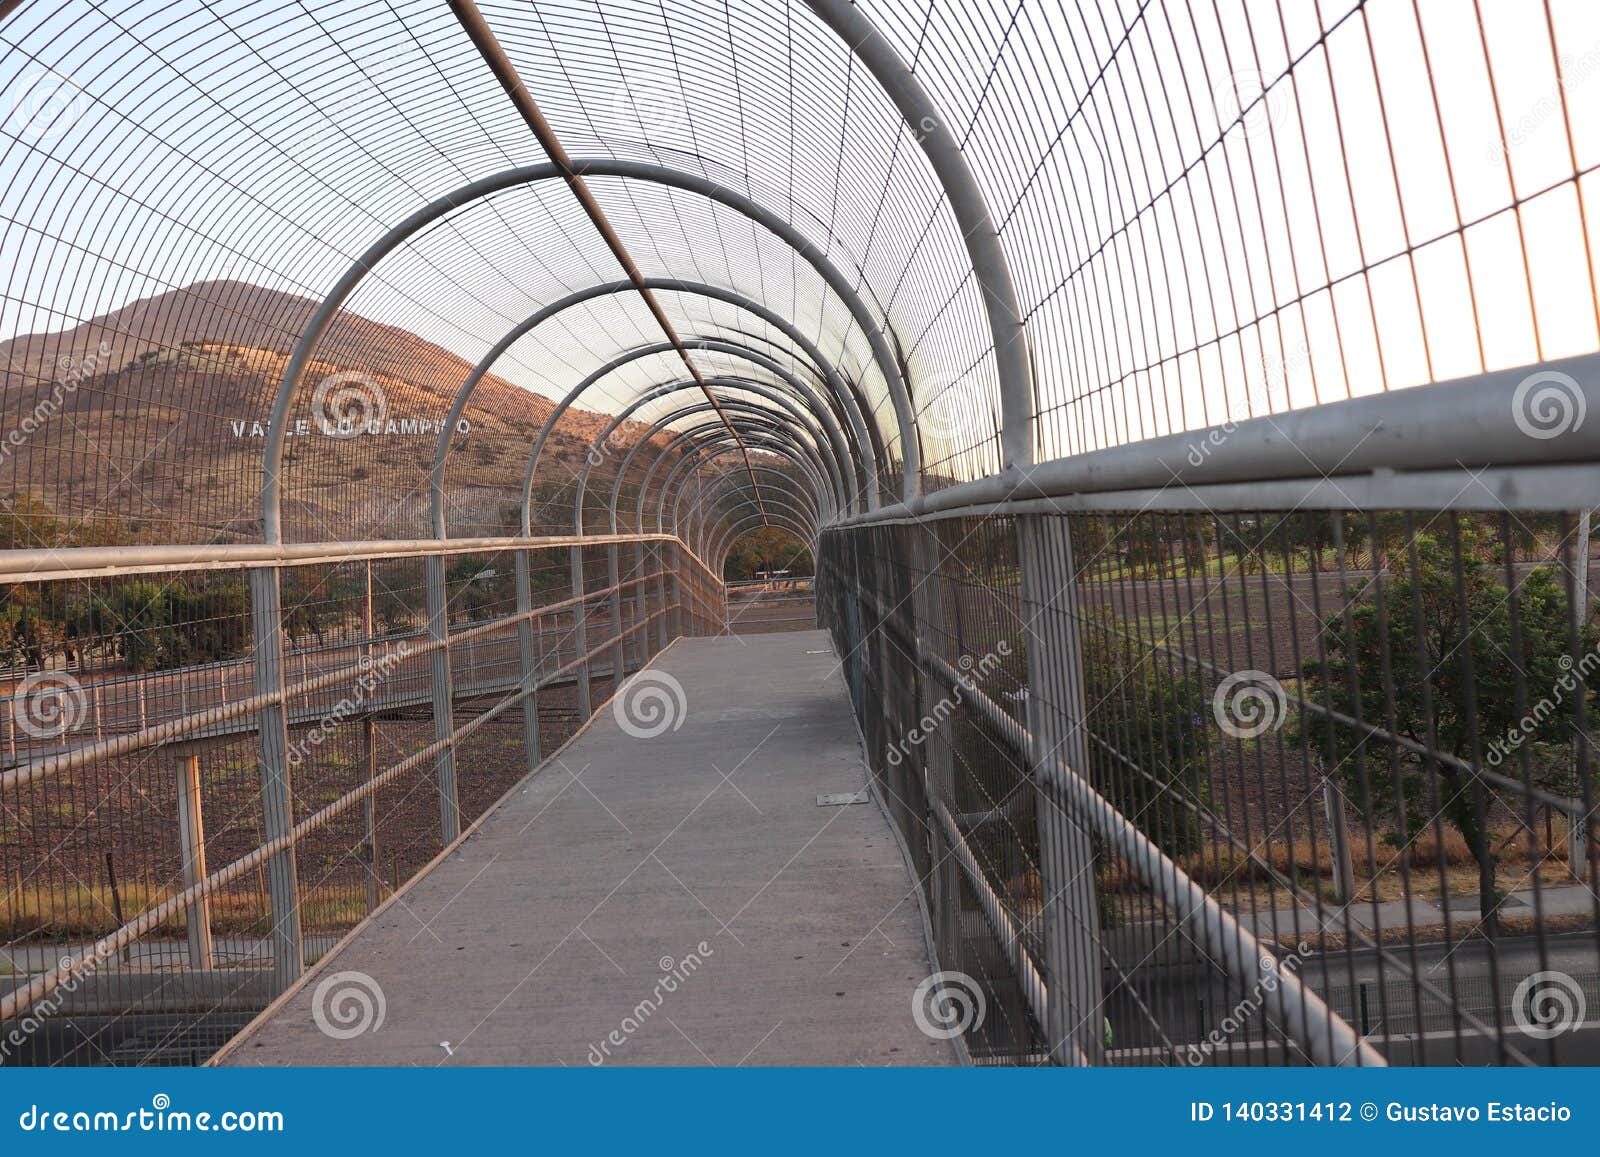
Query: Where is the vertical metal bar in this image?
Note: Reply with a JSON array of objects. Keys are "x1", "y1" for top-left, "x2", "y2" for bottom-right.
[
  {"x1": 362, "y1": 560, "x2": 380, "y2": 914},
  {"x1": 248, "y1": 565, "x2": 302, "y2": 991},
  {"x1": 633, "y1": 540, "x2": 650, "y2": 664},
  {"x1": 1017, "y1": 514, "x2": 1103, "y2": 1065},
  {"x1": 570, "y1": 545, "x2": 592, "y2": 716},
  {"x1": 425, "y1": 554, "x2": 461, "y2": 843},
  {"x1": 607, "y1": 542, "x2": 624, "y2": 684},
  {"x1": 175, "y1": 746, "x2": 213, "y2": 971},
  {"x1": 655, "y1": 541, "x2": 670, "y2": 650},
  {"x1": 515, "y1": 549, "x2": 543, "y2": 775},
  {"x1": 669, "y1": 541, "x2": 684, "y2": 641}
]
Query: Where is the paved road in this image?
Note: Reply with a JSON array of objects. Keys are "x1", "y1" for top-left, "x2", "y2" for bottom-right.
[{"x1": 216, "y1": 631, "x2": 951, "y2": 1066}]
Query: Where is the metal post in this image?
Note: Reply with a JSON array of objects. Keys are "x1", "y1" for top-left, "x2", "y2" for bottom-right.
[
  {"x1": 175, "y1": 745, "x2": 213, "y2": 971},
  {"x1": 1574, "y1": 509, "x2": 1592, "y2": 881},
  {"x1": 607, "y1": 542, "x2": 624, "y2": 686},
  {"x1": 1017, "y1": 514, "x2": 1104, "y2": 1065},
  {"x1": 654, "y1": 541, "x2": 670, "y2": 650},
  {"x1": 248, "y1": 565, "x2": 302, "y2": 991},
  {"x1": 633, "y1": 540, "x2": 650, "y2": 665},
  {"x1": 425, "y1": 554, "x2": 461, "y2": 843},
  {"x1": 570, "y1": 545, "x2": 592, "y2": 717},
  {"x1": 362, "y1": 560, "x2": 380, "y2": 914},
  {"x1": 1323, "y1": 773, "x2": 1357, "y2": 902},
  {"x1": 669, "y1": 542, "x2": 684, "y2": 641},
  {"x1": 514, "y1": 549, "x2": 543, "y2": 776}
]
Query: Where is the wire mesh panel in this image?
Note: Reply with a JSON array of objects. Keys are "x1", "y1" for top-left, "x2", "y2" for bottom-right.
[
  {"x1": 818, "y1": 500, "x2": 1600, "y2": 1066},
  {"x1": 0, "y1": 536, "x2": 715, "y2": 1066}
]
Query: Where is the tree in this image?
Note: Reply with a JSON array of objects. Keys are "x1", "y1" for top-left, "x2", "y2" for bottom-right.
[
  {"x1": 723, "y1": 528, "x2": 812, "y2": 580},
  {"x1": 1297, "y1": 531, "x2": 1595, "y2": 933},
  {"x1": 1081, "y1": 616, "x2": 1211, "y2": 858}
]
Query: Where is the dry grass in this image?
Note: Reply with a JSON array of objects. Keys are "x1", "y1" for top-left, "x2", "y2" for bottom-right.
[{"x1": 2, "y1": 882, "x2": 371, "y2": 942}]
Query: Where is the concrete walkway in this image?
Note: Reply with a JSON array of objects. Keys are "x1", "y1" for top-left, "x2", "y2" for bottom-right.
[{"x1": 218, "y1": 631, "x2": 952, "y2": 1066}]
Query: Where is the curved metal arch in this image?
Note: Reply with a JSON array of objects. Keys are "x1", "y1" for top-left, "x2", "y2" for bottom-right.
[
  {"x1": 575, "y1": 378, "x2": 842, "y2": 526},
  {"x1": 609, "y1": 422, "x2": 809, "y2": 536},
  {"x1": 679, "y1": 468, "x2": 824, "y2": 549},
  {"x1": 805, "y1": 0, "x2": 1035, "y2": 476},
  {"x1": 668, "y1": 428, "x2": 832, "y2": 545},
  {"x1": 626, "y1": 410, "x2": 833, "y2": 535},
  {"x1": 431, "y1": 289, "x2": 879, "y2": 537},
  {"x1": 262, "y1": 157, "x2": 926, "y2": 541},
  {"x1": 558, "y1": 335, "x2": 863, "y2": 506},
  {"x1": 711, "y1": 515, "x2": 819, "y2": 573},
  {"x1": 615, "y1": 423, "x2": 828, "y2": 536},
  {"x1": 655, "y1": 424, "x2": 832, "y2": 539},
  {"x1": 686, "y1": 484, "x2": 820, "y2": 555},
  {"x1": 711, "y1": 512, "x2": 820, "y2": 573},
  {"x1": 510, "y1": 277, "x2": 891, "y2": 536},
  {"x1": 573, "y1": 377, "x2": 847, "y2": 534},
  {"x1": 711, "y1": 517, "x2": 819, "y2": 584}
]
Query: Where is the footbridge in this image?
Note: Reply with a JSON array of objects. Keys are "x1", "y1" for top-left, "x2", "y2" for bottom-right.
[{"x1": 2, "y1": 0, "x2": 1599, "y2": 1069}]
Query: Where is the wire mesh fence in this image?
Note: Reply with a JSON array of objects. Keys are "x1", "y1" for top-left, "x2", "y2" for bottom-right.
[
  {"x1": 818, "y1": 503, "x2": 1600, "y2": 1066},
  {"x1": 0, "y1": 536, "x2": 719, "y2": 1066}
]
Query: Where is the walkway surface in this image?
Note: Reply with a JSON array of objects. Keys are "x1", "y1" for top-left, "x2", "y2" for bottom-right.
[{"x1": 218, "y1": 630, "x2": 952, "y2": 1066}]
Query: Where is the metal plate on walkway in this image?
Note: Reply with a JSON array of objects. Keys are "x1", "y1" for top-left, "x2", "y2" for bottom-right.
[{"x1": 816, "y1": 791, "x2": 868, "y2": 807}]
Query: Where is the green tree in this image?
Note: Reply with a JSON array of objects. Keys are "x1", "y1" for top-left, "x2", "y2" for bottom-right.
[{"x1": 1297, "y1": 532, "x2": 1595, "y2": 933}]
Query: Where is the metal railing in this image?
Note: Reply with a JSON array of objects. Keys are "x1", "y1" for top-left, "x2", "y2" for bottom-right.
[{"x1": 0, "y1": 534, "x2": 724, "y2": 1066}]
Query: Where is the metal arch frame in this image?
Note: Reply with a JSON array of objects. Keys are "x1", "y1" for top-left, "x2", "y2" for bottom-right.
[
  {"x1": 711, "y1": 513, "x2": 818, "y2": 570},
  {"x1": 711, "y1": 512, "x2": 819, "y2": 573},
  {"x1": 632, "y1": 416, "x2": 833, "y2": 535},
  {"x1": 262, "y1": 157, "x2": 930, "y2": 542},
  {"x1": 700, "y1": 490, "x2": 819, "y2": 558},
  {"x1": 604, "y1": 422, "x2": 819, "y2": 537},
  {"x1": 572, "y1": 378, "x2": 847, "y2": 533},
  {"x1": 556, "y1": 335, "x2": 862, "y2": 506},
  {"x1": 652, "y1": 425, "x2": 831, "y2": 538},
  {"x1": 644, "y1": 399, "x2": 837, "y2": 519},
  {"x1": 508, "y1": 277, "x2": 890, "y2": 536},
  {"x1": 573, "y1": 378, "x2": 842, "y2": 526},
  {"x1": 679, "y1": 472, "x2": 822, "y2": 557},
  {"x1": 805, "y1": 0, "x2": 1035, "y2": 477},
  {"x1": 672, "y1": 440, "x2": 829, "y2": 551},
  {"x1": 431, "y1": 281, "x2": 883, "y2": 536},
  {"x1": 687, "y1": 488, "x2": 819, "y2": 558},
  {"x1": 614, "y1": 424, "x2": 828, "y2": 537}
]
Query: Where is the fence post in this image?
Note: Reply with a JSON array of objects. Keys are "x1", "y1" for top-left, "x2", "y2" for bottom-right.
[
  {"x1": 425, "y1": 554, "x2": 461, "y2": 843},
  {"x1": 669, "y1": 542, "x2": 684, "y2": 640},
  {"x1": 1016, "y1": 514, "x2": 1104, "y2": 1065},
  {"x1": 570, "y1": 545, "x2": 592, "y2": 718},
  {"x1": 362, "y1": 560, "x2": 381, "y2": 914},
  {"x1": 655, "y1": 541, "x2": 670, "y2": 649},
  {"x1": 174, "y1": 745, "x2": 213, "y2": 971},
  {"x1": 633, "y1": 540, "x2": 650, "y2": 666},
  {"x1": 607, "y1": 542, "x2": 625, "y2": 686},
  {"x1": 514, "y1": 549, "x2": 543, "y2": 777},
  {"x1": 248, "y1": 565, "x2": 302, "y2": 992}
]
